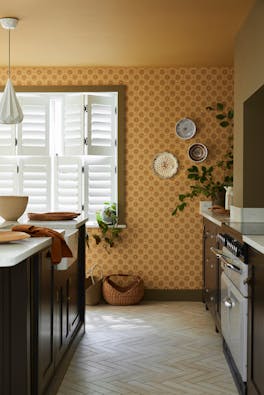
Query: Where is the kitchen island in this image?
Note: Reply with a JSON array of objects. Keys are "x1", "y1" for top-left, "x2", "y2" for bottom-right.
[{"x1": 0, "y1": 217, "x2": 87, "y2": 395}]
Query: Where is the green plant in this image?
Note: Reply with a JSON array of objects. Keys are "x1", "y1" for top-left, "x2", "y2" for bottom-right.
[
  {"x1": 172, "y1": 103, "x2": 233, "y2": 216},
  {"x1": 92, "y1": 202, "x2": 122, "y2": 251}
]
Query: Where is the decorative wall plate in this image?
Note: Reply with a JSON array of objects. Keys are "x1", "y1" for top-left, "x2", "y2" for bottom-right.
[
  {"x1": 175, "y1": 118, "x2": 196, "y2": 139},
  {"x1": 153, "y1": 152, "x2": 178, "y2": 179},
  {"x1": 188, "y1": 143, "x2": 208, "y2": 163}
]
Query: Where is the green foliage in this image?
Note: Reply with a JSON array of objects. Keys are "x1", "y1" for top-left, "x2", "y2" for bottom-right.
[
  {"x1": 92, "y1": 202, "x2": 122, "y2": 251},
  {"x1": 172, "y1": 103, "x2": 233, "y2": 216}
]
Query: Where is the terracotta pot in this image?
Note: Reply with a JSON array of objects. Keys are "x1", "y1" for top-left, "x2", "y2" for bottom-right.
[{"x1": 212, "y1": 190, "x2": 226, "y2": 207}]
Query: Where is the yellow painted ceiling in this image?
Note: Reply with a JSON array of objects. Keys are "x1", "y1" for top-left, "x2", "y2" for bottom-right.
[{"x1": 0, "y1": 0, "x2": 254, "y2": 67}]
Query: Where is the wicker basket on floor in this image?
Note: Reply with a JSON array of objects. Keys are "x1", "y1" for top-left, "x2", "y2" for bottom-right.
[{"x1": 102, "y1": 274, "x2": 144, "y2": 305}]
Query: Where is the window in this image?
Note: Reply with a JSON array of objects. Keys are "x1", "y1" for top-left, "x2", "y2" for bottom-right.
[{"x1": 0, "y1": 86, "x2": 126, "y2": 225}]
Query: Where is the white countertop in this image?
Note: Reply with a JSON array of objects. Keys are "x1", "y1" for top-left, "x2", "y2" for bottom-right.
[
  {"x1": 200, "y1": 208, "x2": 229, "y2": 226},
  {"x1": 243, "y1": 235, "x2": 264, "y2": 254},
  {"x1": 0, "y1": 214, "x2": 88, "y2": 230},
  {"x1": 0, "y1": 237, "x2": 52, "y2": 267}
]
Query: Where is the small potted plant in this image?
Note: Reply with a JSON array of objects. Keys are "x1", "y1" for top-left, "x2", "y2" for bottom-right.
[{"x1": 92, "y1": 202, "x2": 122, "y2": 251}]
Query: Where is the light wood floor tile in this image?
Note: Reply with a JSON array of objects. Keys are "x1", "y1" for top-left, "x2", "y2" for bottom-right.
[{"x1": 58, "y1": 302, "x2": 238, "y2": 395}]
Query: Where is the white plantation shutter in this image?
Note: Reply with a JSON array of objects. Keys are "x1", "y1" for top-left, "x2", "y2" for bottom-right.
[
  {"x1": 0, "y1": 158, "x2": 18, "y2": 195},
  {"x1": 19, "y1": 157, "x2": 51, "y2": 212},
  {"x1": 87, "y1": 95, "x2": 116, "y2": 156},
  {"x1": 17, "y1": 96, "x2": 50, "y2": 155},
  {"x1": 63, "y1": 95, "x2": 85, "y2": 155},
  {"x1": 84, "y1": 156, "x2": 116, "y2": 221},
  {"x1": 54, "y1": 156, "x2": 82, "y2": 212},
  {"x1": 0, "y1": 124, "x2": 16, "y2": 155}
]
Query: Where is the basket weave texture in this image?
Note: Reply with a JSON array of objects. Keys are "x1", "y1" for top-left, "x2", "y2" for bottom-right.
[{"x1": 102, "y1": 274, "x2": 144, "y2": 305}]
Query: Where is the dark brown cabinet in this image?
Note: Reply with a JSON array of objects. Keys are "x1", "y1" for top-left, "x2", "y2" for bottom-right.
[
  {"x1": 203, "y1": 218, "x2": 221, "y2": 331},
  {"x1": 0, "y1": 258, "x2": 31, "y2": 395},
  {"x1": 0, "y1": 224, "x2": 86, "y2": 395},
  {"x1": 36, "y1": 249, "x2": 55, "y2": 394},
  {"x1": 54, "y1": 256, "x2": 80, "y2": 365},
  {"x1": 247, "y1": 246, "x2": 264, "y2": 395}
]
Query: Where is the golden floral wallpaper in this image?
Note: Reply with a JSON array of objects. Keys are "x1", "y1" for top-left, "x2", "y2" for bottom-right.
[{"x1": 0, "y1": 66, "x2": 233, "y2": 289}]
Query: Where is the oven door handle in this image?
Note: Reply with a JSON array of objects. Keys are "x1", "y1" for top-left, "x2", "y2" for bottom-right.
[
  {"x1": 210, "y1": 247, "x2": 232, "y2": 263},
  {"x1": 210, "y1": 247, "x2": 241, "y2": 273}
]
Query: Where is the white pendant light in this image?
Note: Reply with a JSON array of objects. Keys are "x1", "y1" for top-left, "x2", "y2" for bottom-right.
[{"x1": 0, "y1": 17, "x2": 23, "y2": 124}]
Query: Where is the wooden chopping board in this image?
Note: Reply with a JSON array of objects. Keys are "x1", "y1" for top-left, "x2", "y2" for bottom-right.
[
  {"x1": 0, "y1": 231, "x2": 31, "y2": 243},
  {"x1": 27, "y1": 212, "x2": 80, "y2": 221}
]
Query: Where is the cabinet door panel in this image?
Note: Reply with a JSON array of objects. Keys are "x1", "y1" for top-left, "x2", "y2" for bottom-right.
[
  {"x1": 68, "y1": 261, "x2": 80, "y2": 335},
  {"x1": 38, "y1": 249, "x2": 54, "y2": 393},
  {"x1": 203, "y1": 218, "x2": 221, "y2": 331},
  {"x1": 248, "y1": 247, "x2": 264, "y2": 395}
]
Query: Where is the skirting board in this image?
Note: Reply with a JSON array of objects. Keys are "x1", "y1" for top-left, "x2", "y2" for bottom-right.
[{"x1": 143, "y1": 289, "x2": 202, "y2": 301}]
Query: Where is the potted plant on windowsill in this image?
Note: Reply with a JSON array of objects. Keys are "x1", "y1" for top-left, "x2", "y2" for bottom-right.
[
  {"x1": 92, "y1": 202, "x2": 122, "y2": 252},
  {"x1": 172, "y1": 103, "x2": 233, "y2": 215}
]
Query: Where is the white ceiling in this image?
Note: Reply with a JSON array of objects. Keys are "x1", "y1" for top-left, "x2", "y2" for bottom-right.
[{"x1": 0, "y1": 0, "x2": 255, "y2": 67}]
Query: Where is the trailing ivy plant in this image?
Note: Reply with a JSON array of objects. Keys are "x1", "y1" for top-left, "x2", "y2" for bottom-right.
[
  {"x1": 92, "y1": 202, "x2": 122, "y2": 251},
  {"x1": 172, "y1": 103, "x2": 233, "y2": 216}
]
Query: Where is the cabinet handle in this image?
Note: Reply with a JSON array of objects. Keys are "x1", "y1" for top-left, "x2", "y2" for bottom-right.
[
  {"x1": 205, "y1": 288, "x2": 209, "y2": 293},
  {"x1": 210, "y1": 264, "x2": 214, "y2": 269},
  {"x1": 223, "y1": 297, "x2": 233, "y2": 308},
  {"x1": 210, "y1": 234, "x2": 215, "y2": 239},
  {"x1": 210, "y1": 296, "x2": 214, "y2": 301},
  {"x1": 67, "y1": 296, "x2": 71, "y2": 302}
]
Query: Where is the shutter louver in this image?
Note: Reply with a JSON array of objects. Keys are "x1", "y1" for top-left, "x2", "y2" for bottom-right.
[
  {"x1": 19, "y1": 157, "x2": 51, "y2": 212},
  {"x1": 0, "y1": 124, "x2": 16, "y2": 155},
  {"x1": 0, "y1": 158, "x2": 18, "y2": 195},
  {"x1": 87, "y1": 95, "x2": 115, "y2": 156},
  {"x1": 84, "y1": 156, "x2": 115, "y2": 221},
  {"x1": 63, "y1": 95, "x2": 84, "y2": 155},
  {"x1": 17, "y1": 96, "x2": 50, "y2": 155},
  {"x1": 54, "y1": 157, "x2": 82, "y2": 212}
]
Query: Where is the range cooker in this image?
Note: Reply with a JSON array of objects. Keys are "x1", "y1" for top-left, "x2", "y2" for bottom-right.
[{"x1": 211, "y1": 222, "x2": 264, "y2": 395}]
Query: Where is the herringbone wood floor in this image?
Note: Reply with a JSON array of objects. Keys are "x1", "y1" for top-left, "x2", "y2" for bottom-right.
[{"x1": 57, "y1": 302, "x2": 238, "y2": 395}]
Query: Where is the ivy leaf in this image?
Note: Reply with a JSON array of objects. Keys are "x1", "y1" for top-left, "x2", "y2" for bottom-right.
[
  {"x1": 93, "y1": 235, "x2": 101, "y2": 245},
  {"x1": 104, "y1": 237, "x2": 114, "y2": 247},
  {"x1": 216, "y1": 114, "x2": 226, "y2": 120},
  {"x1": 220, "y1": 121, "x2": 229, "y2": 128},
  {"x1": 172, "y1": 208, "x2": 177, "y2": 216},
  {"x1": 179, "y1": 194, "x2": 185, "y2": 201},
  {"x1": 206, "y1": 106, "x2": 214, "y2": 111},
  {"x1": 216, "y1": 103, "x2": 224, "y2": 111},
  {"x1": 227, "y1": 110, "x2": 234, "y2": 119},
  {"x1": 188, "y1": 165, "x2": 198, "y2": 172},
  {"x1": 178, "y1": 202, "x2": 187, "y2": 211},
  {"x1": 188, "y1": 174, "x2": 199, "y2": 180}
]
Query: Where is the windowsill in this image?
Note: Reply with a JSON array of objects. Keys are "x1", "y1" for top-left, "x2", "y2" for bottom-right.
[{"x1": 86, "y1": 221, "x2": 127, "y2": 229}]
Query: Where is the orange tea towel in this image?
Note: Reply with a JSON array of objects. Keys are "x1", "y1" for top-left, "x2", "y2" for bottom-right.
[{"x1": 12, "y1": 225, "x2": 73, "y2": 264}]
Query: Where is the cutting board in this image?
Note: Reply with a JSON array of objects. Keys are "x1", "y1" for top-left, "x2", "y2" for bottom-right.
[
  {"x1": 28, "y1": 212, "x2": 80, "y2": 221},
  {"x1": 0, "y1": 231, "x2": 30, "y2": 243}
]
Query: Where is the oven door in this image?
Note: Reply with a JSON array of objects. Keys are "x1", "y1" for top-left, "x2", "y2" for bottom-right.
[{"x1": 221, "y1": 272, "x2": 247, "y2": 382}]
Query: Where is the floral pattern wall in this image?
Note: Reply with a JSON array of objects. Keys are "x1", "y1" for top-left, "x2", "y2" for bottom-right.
[{"x1": 0, "y1": 66, "x2": 233, "y2": 289}]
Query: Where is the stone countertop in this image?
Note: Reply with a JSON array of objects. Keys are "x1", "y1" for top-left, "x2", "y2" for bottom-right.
[
  {"x1": 243, "y1": 235, "x2": 264, "y2": 255},
  {"x1": 199, "y1": 202, "x2": 230, "y2": 227},
  {"x1": 0, "y1": 214, "x2": 89, "y2": 230},
  {"x1": 0, "y1": 229, "x2": 65, "y2": 268},
  {"x1": 0, "y1": 237, "x2": 52, "y2": 267}
]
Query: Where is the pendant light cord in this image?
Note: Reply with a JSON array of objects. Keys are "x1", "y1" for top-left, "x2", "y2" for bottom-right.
[{"x1": 8, "y1": 28, "x2": 10, "y2": 78}]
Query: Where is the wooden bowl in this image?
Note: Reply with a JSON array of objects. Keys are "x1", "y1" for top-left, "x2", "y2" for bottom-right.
[{"x1": 0, "y1": 196, "x2": 28, "y2": 221}]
